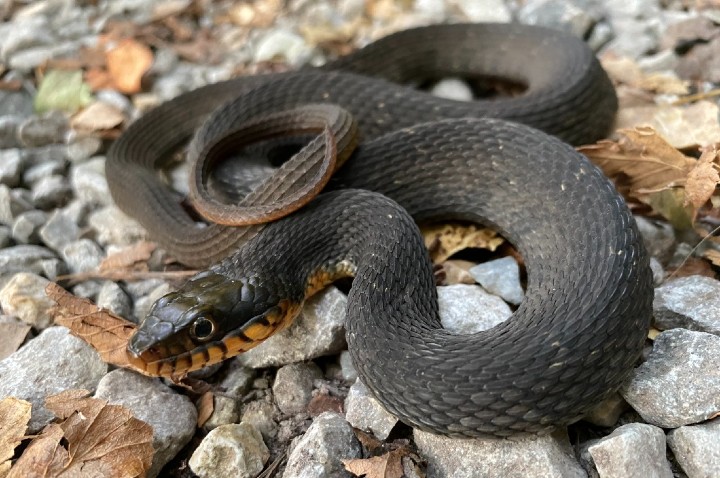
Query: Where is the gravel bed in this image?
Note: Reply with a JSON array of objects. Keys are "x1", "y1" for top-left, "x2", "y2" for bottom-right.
[{"x1": 1, "y1": 0, "x2": 720, "y2": 477}]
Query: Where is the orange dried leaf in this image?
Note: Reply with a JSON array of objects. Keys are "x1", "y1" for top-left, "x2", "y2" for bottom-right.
[
  {"x1": 9, "y1": 390, "x2": 153, "y2": 478},
  {"x1": 702, "y1": 248, "x2": 720, "y2": 267},
  {"x1": 71, "y1": 101, "x2": 125, "y2": 131},
  {"x1": 99, "y1": 241, "x2": 156, "y2": 272},
  {"x1": 45, "y1": 283, "x2": 143, "y2": 374},
  {"x1": 422, "y1": 223, "x2": 504, "y2": 264},
  {"x1": 196, "y1": 392, "x2": 214, "y2": 428},
  {"x1": 0, "y1": 321, "x2": 31, "y2": 361},
  {"x1": 579, "y1": 126, "x2": 695, "y2": 195},
  {"x1": 685, "y1": 148, "x2": 720, "y2": 208},
  {"x1": 0, "y1": 397, "x2": 31, "y2": 476},
  {"x1": 343, "y1": 449, "x2": 406, "y2": 478},
  {"x1": 106, "y1": 39, "x2": 153, "y2": 94}
]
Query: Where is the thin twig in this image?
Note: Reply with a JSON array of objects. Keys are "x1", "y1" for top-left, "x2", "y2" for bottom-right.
[
  {"x1": 56, "y1": 269, "x2": 197, "y2": 285},
  {"x1": 672, "y1": 88, "x2": 720, "y2": 105}
]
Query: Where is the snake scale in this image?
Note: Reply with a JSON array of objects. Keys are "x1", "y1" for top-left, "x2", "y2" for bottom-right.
[{"x1": 106, "y1": 23, "x2": 653, "y2": 437}]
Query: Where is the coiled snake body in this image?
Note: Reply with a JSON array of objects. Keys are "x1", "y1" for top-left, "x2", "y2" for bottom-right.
[{"x1": 106, "y1": 23, "x2": 653, "y2": 437}]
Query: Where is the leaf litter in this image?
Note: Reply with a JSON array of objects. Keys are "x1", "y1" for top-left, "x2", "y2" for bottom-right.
[{"x1": 7, "y1": 390, "x2": 153, "y2": 478}]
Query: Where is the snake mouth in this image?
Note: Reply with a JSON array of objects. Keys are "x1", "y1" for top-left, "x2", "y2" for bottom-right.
[{"x1": 127, "y1": 300, "x2": 302, "y2": 378}]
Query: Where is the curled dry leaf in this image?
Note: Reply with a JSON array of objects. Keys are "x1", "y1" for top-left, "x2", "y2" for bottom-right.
[
  {"x1": 8, "y1": 390, "x2": 153, "y2": 478},
  {"x1": 577, "y1": 126, "x2": 720, "y2": 229},
  {"x1": 98, "y1": 241, "x2": 156, "y2": 272},
  {"x1": 343, "y1": 449, "x2": 406, "y2": 478},
  {"x1": 45, "y1": 283, "x2": 148, "y2": 375},
  {"x1": 106, "y1": 38, "x2": 153, "y2": 94},
  {"x1": 71, "y1": 101, "x2": 125, "y2": 132},
  {"x1": 0, "y1": 397, "x2": 31, "y2": 477},
  {"x1": 685, "y1": 148, "x2": 720, "y2": 208},
  {"x1": 196, "y1": 392, "x2": 214, "y2": 428},
  {"x1": 702, "y1": 248, "x2": 720, "y2": 267},
  {"x1": 0, "y1": 321, "x2": 31, "y2": 361},
  {"x1": 421, "y1": 223, "x2": 504, "y2": 264}
]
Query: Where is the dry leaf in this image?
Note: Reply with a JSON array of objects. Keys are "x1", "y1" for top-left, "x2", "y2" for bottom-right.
[
  {"x1": 196, "y1": 392, "x2": 214, "y2": 428},
  {"x1": 667, "y1": 256, "x2": 717, "y2": 279},
  {"x1": 0, "y1": 398, "x2": 31, "y2": 477},
  {"x1": 579, "y1": 126, "x2": 695, "y2": 194},
  {"x1": 616, "y1": 101, "x2": 720, "y2": 149},
  {"x1": 643, "y1": 188, "x2": 695, "y2": 231},
  {"x1": 106, "y1": 39, "x2": 153, "y2": 94},
  {"x1": 0, "y1": 321, "x2": 31, "y2": 361},
  {"x1": 702, "y1": 248, "x2": 720, "y2": 267},
  {"x1": 46, "y1": 283, "x2": 143, "y2": 373},
  {"x1": 99, "y1": 241, "x2": 156, "y2": 272},
  {"x1": 685, "y1": 148, "x2": 720, "y2": 207},
  {"x1": 422, "y1": 223, "x2": 504, "y2": 264},
  {"x1": 71, "y1": 101, "x2": 125, "y2": 131},
  {"x1": 601, "y1": 55, "x2": 689, "y2": 95},
  {"x1": 8, "y1": 390, "x2": 153, "y2": 478},
  {"x1": 343, "y1": 449, "x2": 405, "y2": 478}
]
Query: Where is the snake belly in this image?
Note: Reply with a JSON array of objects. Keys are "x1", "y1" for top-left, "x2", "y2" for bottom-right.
[{"x1": 105, "y1": 23, "x2": 654, "y2": 437}]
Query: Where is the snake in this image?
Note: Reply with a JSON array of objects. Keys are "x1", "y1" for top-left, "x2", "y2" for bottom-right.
[{"x1": 105, "y1": 23, "x2": 654, "y2": 437}]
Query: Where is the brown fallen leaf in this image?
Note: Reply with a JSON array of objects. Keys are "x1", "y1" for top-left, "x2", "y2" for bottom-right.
[
  {"x1": 0, "y1": 320, "x2": 31, "y2": 361},
  {"x1": 702, "y1": 248, "x2": 720, "y2": 267},
  {"x1": 8, "y1": 390, "x2": 153, "y2": 478},
  {"x1": 667, "y1": 256, "x2": 717, "y2": 280},
  {"x1": 71, "y1": 101, "x2": 125, "y2": 132},
  {"x1": 422, "y1": 223, "x2": 504, "y2": 264},
  {"x1": 685, "y1": 148, "x2": 720, "y2": 208},
  {"x1": 99, "y1": 241, "x2": 156, "y2": 272},
  {"x1": 196, "y1": 392, "x2": 214, "y2": 428},
  {"x1": 615, "y1": 101, "x2": 720, "y2": 149},
  {"x1": 106, "y1": 38, "x2": 153, "y2": 94},
  {"x1": 0, "y1": 397, "x2": 31, "y2": 477},
  {"x1": 45, "y1": 283, "x2": 143, "y2": 373},
  {"x1": 343, "y1": 449, "x2": 405, "y2": 478}
]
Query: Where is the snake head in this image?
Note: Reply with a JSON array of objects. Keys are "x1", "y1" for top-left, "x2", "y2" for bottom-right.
[{"x1": 128, "y1": 271, "x2": 300, "y2": 377}]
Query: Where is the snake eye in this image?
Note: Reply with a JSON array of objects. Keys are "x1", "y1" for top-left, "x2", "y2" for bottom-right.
[{"x1": 190, "y1": 316, "x2": 216, "y2": 342}]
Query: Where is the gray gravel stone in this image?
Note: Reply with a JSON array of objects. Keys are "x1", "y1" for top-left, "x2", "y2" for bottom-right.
[
  {"x1": 667, "y1": 418, "x2": 720, "y2": 478},
  {"x1": 469, "y1": 256, "x2": 524, "y2": 305},
  {"x1": 38, "y1": 209, "x2": 80, "y2": 252},
  {"x1": 438, "y1": 284, "x2": 512, "y2": 333},
  {"x1": 11, "y1": 209, "x2": 46, "y2": 244},
  {"x1": 517, "y1": 0, "x2": 599, "y2": 38},
  {"x1": 0, "y1": 244, "x2": 58, "y2": 276},
  {"x1": 31, "y1": 175, "x2": 72, "y2": 209},
  {"x1": 583, "y1": 393, "x2": 629, "y2": 428},
  {"x1": 450, "y1": 0, "x2": 511, "y2": 22},
  {"x1": 0, "y1": 225, "x2": 10, "y2": 248},
  {"x1": 217, "y1": 361, "x2": 256, "y2": 399},
  {"x1": 0, "y1": 272, "x2": 55, "y2": 329},
  {"x1": 242, "y1": 400, "x2": 278, "y2": 442},
  {"x1": 190, "y1": 422, "x2": 269, "y2": 478},
  {"x1": 0, "y1": 16, "x2": 53, "y2": 61},
  {"x1": 634, "y1": 216, "x2": 675, "y2": 264},
  {"x1": 273, "y1": 362, "x2": 323, "y2": 415},
  {"x1": 587, "y1": 423, "x2": 672, "y2": 478},
  {"x1": 70, "y1": 157, "x2": 112, "y2": 206},
  {"x1": 95, "y1": 369, "x2": 197, "y2": 478},
  {"x1": 66, "y1": 135, "x2": 102, "y2": 163},
  {"x1": 96, "y1": 280, "x2": 132, "y2": 318},
  {"x1": 204, "y1": 394, "x2": 241, "y2": 430},
  {"x1": 654, "y1": 276, "x2": 720, "y2": 336},
  {"x1": 283, "y1": 412, "x2": 361, "y2": 478},
  {"x1": 0, "y1": 149, "x2": 23, "y2": 187},
  {"x1": 0, "y1": 116, "x2": 24, "y2": 149},
  {"x1": 430, "y1": 78, "x2": 473, "y2": 101},
  {"x1": 255, "y1": 28, "x2": 314, "y2": 66},
  {"x1": 339, "y1": 350, "x2": 357, "y2": 383},
  {"x1": 23, "y1": 158, "x2": 66, "y2": 187},
  {"x1": 88, "y1": 205, "x2": 148, "y2": 246},
  {"x1": 61, "y1": 238, "x2": 104, "y2": 273},
  {"x1": 238, "y1": 286, "x2": 347, "y2": 368},
  {"x1": 0, "y1": 326, "x2": 107, "y2": 433},
  {"x1": 414, "y1": 429, "x2": 585, "y2": 478},
  {"x1": 0, "y1": 185, "x2": 31, "y2": 224},
  {"x1": 621, "y1": 329, "x2": 720, "y2": 428},
  {"x1": 18, "y1": 111, "x2": 68, "y2": 147},
  {"x1": 344, "y1": 379, "x2": 397, "y2": 440}
]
